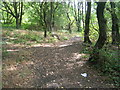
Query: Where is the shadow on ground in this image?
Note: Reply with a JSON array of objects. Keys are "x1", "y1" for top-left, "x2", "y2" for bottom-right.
[{"x1": 2, "y1": 38, "x2": 114, "y2": 88}]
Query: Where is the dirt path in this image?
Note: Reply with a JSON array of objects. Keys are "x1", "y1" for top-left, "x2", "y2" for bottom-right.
[{"x1": 3, "y1": 37, "x2": 115, "y2": 88}]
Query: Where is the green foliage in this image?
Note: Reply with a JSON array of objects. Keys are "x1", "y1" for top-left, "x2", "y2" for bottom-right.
[
  {"x1": 2, "y1": 29, "x2": 43, "y2": 44},
  {"x1": 60, "y1": 30, "x2": 69, "y2": 33},
  {"x1": 21, "y1": 23, "x2": 31, "y2": 30},
  {"x1": 63, "y1": 37, "x2": 69, "y2": 40},
  {"x1": 21, "y1": 2, "x2": 77, "y2": 32},
  {"x1": 2, "y1": 24, "x2": 16, "y2": 29},
  {"x1": 99, "y1": 48, "x2": 120, "y2": 87},
  {"x1": 81, "y1": 44, "x2": 93, "y2": 54},
  {"x1": 3, "y1": 29, "x2": 82, "y2": 45},
  {"x1": 10, "y1": 33, "x2": 43, "y2": 44},
  {"x1": 4, "y1": 31, "x2": 11, "y2": 37},
  {"x1": 22, "y1": 33, "x2": 42, "y2": 42},
  {"x1": 11, "y1": 39, "x2": 27, "y2": 44},
  {"x1": 44, "y1": 37, "x2": 58, "y2": 43},
  {"x1": 82, "y1": 44, "x2": 120, "y2": 87},
  {"x1": 99, "y1": 48, "x2": 119, "y2": 72},
  {"x1": 89, "y1": 26, "x2": 99, "y2": 42}
]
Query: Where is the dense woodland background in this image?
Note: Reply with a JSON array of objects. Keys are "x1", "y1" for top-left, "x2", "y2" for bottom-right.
[{"x1": 1, "y1": 0, "x2": 120, "y2": 88}]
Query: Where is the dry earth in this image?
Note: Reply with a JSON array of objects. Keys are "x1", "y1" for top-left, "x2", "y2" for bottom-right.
[{"x1": 2, "y1": 37, "x2": 115, "y2": 88}]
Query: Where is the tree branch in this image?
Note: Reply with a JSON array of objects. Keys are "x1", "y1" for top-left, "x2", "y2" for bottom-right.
[{"x1": 3, "y1": 2, "x2": 16, "y2": 17}]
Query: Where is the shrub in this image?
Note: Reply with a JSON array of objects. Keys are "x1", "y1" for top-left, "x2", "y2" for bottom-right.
[{"x1": 82, "y1": 45, "x2": 120, "y2": 87}]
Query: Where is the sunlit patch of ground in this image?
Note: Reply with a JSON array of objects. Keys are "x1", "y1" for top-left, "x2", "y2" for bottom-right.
[
  {"x1": 32, "y1": 43, "x2": 54, "y2": 48},
  {"x1": 6, "y1": 65, "x2": 17, "y2": 71},
  {"x1": 72, "y1": 53, "x2": 88, "y2": 60},
  {"x1": 2, "y1": 45, "x2": 35, "y2": 88},
  {"x1": 58, "y1": 43, "x2": 72, "y2": 47},
  {"x1": 6, "y1": 49, "x2": 19, "y2": 52},
  {"x1": 2, "y1": 29, "x2": 115, "y2": 88},
  {"x1": 3, "y1": 59, "x2": 35, "y2": 88}
]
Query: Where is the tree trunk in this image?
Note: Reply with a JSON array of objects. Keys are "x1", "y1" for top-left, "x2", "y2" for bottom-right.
[
  {"x1": 14, "y1": 2, "x2": 19, "y2": 29},
  {"x1": 82, "y1": 2, "x2": 85, "y2": 30},
  {"x1": 49, "y1": 2, "x2": 53, "y2": 32},
  {"x1": 94, "y1": 2, "x2": 107, "y2": 49},
  {"x1": 16, "y1": 17, "x2": 19, "y2": 29},
  {"x1": 110, "y1": 2, "x2": 120, "y2": 45},
  {"x1": 52, "y1": 13, "x2": 55, "y2": 30},
  {"x1": 44, "y1": 29, "x2": 47, "y2": 38},
  {"x1": 84, "y1": 1, "x2": 92, "y2": 44},
  {"x1": 66, "y1": 2, "x2": 73, "y2": 34},
  {"x1": 68, "y1": 23, "x2": 71, "y2": 33},
  {"x1": 52, "y1": 3, "x2": 59, "y2": 31},
  {"x1": 89, "y1": 2, "x2": 107, "y2": 63},
  {"x1": 19, "y1": 2, "x2": 23, "y2": 27},
  {"x1": 43, "y1": 2, "x2": 48, "y2": 38},
  {"x1": 77, "y1": 2, "x2": 81, "y2": 32}
]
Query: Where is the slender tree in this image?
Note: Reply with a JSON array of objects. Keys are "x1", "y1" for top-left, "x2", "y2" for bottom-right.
[
  {"x1": 73, "y1": 1, "x2": 82, "y2": 32},
  {"x1": 81, "y1": 2, "x2": 85, "y2": 29},
  {"x1": 29, "y1": 2, "x2": 53, "y2": 38},
  {"x1": 65, "y1": 2, "x2": 74, "y2": 33},
  {"x1": 49, "y1": 2, "x2": 59, "y2": 32},
  {"x1": 84, "y1": 1, "x2": 92, "y2": 44},
  {"x1": 95, "y1": 2, "x2": 107, "y2": 49},
  {"x1": 43, "y1": 2, "x2": 49, "y2": 38},
  {"x1": 77, "y1": 2, "x2": 81, "y2": 32},
  {"x1": 110, "y1": 2, "x2": 120, "y2": 45}
]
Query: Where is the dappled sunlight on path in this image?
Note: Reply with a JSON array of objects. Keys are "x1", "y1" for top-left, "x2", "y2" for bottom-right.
[{"x1": 2, "y1": 36, "x2": 115, "y2": 88}]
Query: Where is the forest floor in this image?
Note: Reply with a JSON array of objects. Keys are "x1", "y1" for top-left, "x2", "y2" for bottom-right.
[{"x1": 2, "y1": 30, "x2": 115, "y2": 88}]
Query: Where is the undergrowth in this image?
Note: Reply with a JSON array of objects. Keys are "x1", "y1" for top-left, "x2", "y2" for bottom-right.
[
  {"x1": 3, "y1": 29, "x2": 77, "y2": 45},
  {"x1": 82, "y1": 44, "x2": 120, "y2": 87}
]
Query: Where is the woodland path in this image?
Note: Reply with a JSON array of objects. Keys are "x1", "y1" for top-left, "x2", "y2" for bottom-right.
[{"x1": 3, "y1": 37, "x2": 115, "y2": 88}]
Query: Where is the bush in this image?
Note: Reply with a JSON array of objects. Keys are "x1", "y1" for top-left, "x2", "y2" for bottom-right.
[
  {"x1": 7, "y1": 31, "x2": 43, "y2": 44},
  {"x1": 62, "y1": 36, "x2": 69, "y2": 40},
  {"x1": 82, "y1": 45, "x2": 120, "y2": 87},
  {"x1": 96, "y1": 47, "x2": 119, "y2": 87}
]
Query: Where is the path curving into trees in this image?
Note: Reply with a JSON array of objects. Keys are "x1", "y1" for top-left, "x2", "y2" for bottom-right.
[{"x1": 3, "y1": 37, "x2": 115, "y2": 88}]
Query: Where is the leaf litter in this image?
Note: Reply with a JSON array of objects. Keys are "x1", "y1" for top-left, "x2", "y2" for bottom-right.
[{"x1": 2, "y1": 37, "x2": 115, "y2": 88}]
